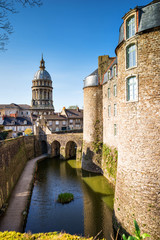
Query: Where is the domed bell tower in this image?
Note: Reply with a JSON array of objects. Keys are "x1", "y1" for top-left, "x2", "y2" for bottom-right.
[{"x1": 31, "y1": 56, "x2": 54, "y2": 114}]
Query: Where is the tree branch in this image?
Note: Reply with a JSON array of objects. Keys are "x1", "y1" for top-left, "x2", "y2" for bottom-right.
[{"x1": 0, "y1": 0, "x2": 42, "y2": 50}]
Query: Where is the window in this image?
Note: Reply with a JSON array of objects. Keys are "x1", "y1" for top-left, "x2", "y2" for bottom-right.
[
  {"x1": 75, "y1": 119, "x2": 80, "y2": 123},
  {"x1": 69, "y1": 125, "x2": 73, "y2": 130},
  {"x1": 69, "y1": 119, "x2": 73, "y2": 123},
  {"x1": 114, "y1": 124, "x2": 117, "y2": 136},
  {"x1": 108, "y1": 70, "x2": 111, "y2": 80},
  {"x1": 63, "y1": 121, "x2": 66, "y2": 125},
  {"x1": 114, "y1": 85, "x2": 117, "y2": 97},
  {"x1": 126, "y1": 44, "x2": 136, "y2": 69},
  {"x1": 0, "y1": 112, "x2": 1, "y2": 115},
  {"x1": 21, "y1": 112, "x2": 23, "y2": 115},
  {"x1": 113, "y1": 66, "x2": 117, "y2": 76},
  {"x1": 114, "y1": 104, "x2": 117, "y2": 116},
  {"x1": 49, "y1": 121, "x2": 52, "y2": 126},
  {"x1": 126, "y1": 15, "x2": 135, "y2": 39},
  {"x1": 24, "y1": 120, "x2": 27, "y2": 125},
  {"x1": 56, "y1": 121, "x2": 59, "y2": 125},
  {"x1": 108, "y1": 88, "x2": 110, "y2": 99},
  {"x1": 108, "y1": 105, "x2": 111, "y2": 117},
  {"x1": 56, "y1": 127, "x2": 59, "y2": 131},
  {"x1": 127, "y1": 76, "x2": 138, "y2": 101}
]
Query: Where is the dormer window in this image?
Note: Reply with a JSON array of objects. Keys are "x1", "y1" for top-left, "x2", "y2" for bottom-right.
[{"x1": 126, "y1": 15, "x2": 135, "y2": 39}]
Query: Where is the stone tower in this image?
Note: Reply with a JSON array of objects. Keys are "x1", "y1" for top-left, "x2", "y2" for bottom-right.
[
  {"x1": 31, "y1": 56, "x2": 54, "y2": 114},
  {"x1": 82, "y1": 56, "x2": 114, "y2": 171},
  {"x1": 113, "y1": 1, "x2": 160, "y2": 239}
]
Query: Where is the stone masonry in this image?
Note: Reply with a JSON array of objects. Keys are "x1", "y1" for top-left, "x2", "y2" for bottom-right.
[
  {"x1": 114, "y1": 29, "x2": 160, "y2": 239},
  {"x1": 83, "y1": 1, "x2": 160, "y2": 239},
  {"x1": 0, "y1": 136, "x2": 42, "y2": 209}
]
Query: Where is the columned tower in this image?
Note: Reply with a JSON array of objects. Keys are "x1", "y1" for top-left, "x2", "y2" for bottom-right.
[{"x1": 31, "y1": 56, "x2": 54, "y2": 114}]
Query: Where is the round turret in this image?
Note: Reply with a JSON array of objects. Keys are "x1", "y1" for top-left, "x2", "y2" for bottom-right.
[
  {"x1": 82, "y1": 69, "x2": 103, "y2": 172},
  {"x1": 114, "y1": 1, "x2": 160, "y2": 239}
]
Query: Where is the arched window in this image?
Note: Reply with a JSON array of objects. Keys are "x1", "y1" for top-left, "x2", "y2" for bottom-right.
[
  {"x1": 126, "y1": 44, "x2": 136, "y2": 69},
  {"x1": 126, "y1": 15, "x2": 135, "y2": 39},
  {"x1": 126, "y1": 76, "x2": 138, "y2": 101}
]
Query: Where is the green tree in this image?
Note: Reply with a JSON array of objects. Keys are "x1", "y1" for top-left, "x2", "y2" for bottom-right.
[
  {"x1": 67, "y1": 105, "x2": 79, "y2": 109},
  {"x1": 24, "y1": 128, "x2": 32, "y2": 135},
  {"x1": 0, "y1": 0, "x2": 42, "y2": 50}
]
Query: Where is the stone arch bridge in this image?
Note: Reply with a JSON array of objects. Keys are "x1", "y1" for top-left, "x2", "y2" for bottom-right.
[{"x1": 39, "y1": 132, "x2": 83, "y2": 160}]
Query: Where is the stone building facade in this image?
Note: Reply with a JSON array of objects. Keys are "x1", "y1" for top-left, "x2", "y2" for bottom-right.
[
  {"x1": 0, "y1": 104, "x2": 33, "y2": 137},
  {"x1": 82, "y1": 1, "x2": 160, "y2": 239}
]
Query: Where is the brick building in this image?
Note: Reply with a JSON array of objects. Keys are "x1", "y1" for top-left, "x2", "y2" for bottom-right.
[{"x1": 82, "y1": 1, "x2": 160, "y2": 239}]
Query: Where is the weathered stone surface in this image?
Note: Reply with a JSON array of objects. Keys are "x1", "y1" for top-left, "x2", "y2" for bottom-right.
[
  {"x1": 0, "y1": 136, "x2": 42, "y2": 209},
  {"x1": 45, "y1": 132, "x2": 83, "y2": 160},
  {"x1": 82, "y1": 85, "x2": 103, "y2": 170},
  {"x1": 114, "y1": 30, "x2": 160, "y2": 239}
]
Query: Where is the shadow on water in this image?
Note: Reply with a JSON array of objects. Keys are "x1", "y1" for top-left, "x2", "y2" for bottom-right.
[{"x1": 25, "y1": 157, "x2": 114, "y2": 240}]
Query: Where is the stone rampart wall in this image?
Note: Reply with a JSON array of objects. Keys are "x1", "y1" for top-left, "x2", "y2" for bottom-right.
[{"x1": 0, "y1": 136, "x2": 42, "y2": 209}]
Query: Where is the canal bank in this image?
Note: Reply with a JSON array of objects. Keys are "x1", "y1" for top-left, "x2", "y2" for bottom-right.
[
  {"x1": 0, "y1": 154, "x2": 48, "y2": 232},
  {"x1": 25, "y1": 158, "x2": 114, "y2": 239}
]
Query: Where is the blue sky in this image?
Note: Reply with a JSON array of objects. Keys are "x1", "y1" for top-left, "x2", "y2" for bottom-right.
[{"x1": 0, "y1": 0, "x2": 150, "y2": 111}]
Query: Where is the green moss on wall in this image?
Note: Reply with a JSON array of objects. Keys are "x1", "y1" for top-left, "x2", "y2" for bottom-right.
[
  {"x1": 92, "y1": 120, "x2": 103, "y2": 154},
  {"x1": 103, "y1": 144, "x2": 118, "y2": 180}
]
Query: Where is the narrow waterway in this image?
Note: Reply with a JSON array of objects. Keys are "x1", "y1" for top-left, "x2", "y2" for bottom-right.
[{"x1": 25, "y1": 158, "x2": 114, "y2": 239}]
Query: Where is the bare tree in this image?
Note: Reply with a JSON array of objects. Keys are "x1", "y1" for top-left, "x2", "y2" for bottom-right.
[{"x1": 0, "y1": 0, "x2": 42, "y2": 50}]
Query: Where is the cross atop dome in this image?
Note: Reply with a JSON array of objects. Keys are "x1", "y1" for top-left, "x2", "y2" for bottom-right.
[{"x1": 39, "y1": 54, "x2": 45, "y2": 70}]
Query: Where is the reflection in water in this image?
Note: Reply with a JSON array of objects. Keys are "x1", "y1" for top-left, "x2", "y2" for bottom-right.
[{"x1": 25, "y1": 158, "x2": 114, "y2": 239}]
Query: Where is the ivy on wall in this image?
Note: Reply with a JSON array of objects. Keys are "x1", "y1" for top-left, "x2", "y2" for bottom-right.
[
  {"x1": 103, "y1": 144, "x2": 118, "y2": 179},
  {"x1": 92, "y1": 120, "x2": 103, "y2": 154}
]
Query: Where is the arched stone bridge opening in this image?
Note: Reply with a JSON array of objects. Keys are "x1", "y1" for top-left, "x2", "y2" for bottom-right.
[{"x1": 39, "y1": 132, "x2": 83, "y2": 161}]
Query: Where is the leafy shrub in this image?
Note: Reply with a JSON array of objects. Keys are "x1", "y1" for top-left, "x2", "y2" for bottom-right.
[
  {"x1": 57, "y1": 193, "x2": 74, "y2": 204},
  {"x1": 122, "y1": 220, "x2": 150, "y2": 240},
  {"x1": 0, "y1": 131, "x2": 8, "y2": 140},
  {"x1": 24, "y1": 128, "x2": 32, "y2": 136}
]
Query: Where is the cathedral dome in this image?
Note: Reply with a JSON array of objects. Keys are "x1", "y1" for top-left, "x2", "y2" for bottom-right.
[
  {"x1": 34, "y1": 69, "x2": 51, "y2": 80},
  {"x1": 33, "y1": 55, "x2": 52, "y2": 80}
]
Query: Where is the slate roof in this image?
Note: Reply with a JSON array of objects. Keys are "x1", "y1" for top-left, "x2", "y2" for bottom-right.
[
  {"x1": 65, "y1": 109, "x2": 83, "y2": 119},
  {"x1": 117, "y1": 0, "x2": 160, "y2": 46},
  {"x1": 84, "y1": 69, "x2": 98, "y2": 88},
  {"x1": 103, "y1": 58, "x2": 117, "y2": 84},
  {"x1": 3, "y1": 117, "x2": 32, "y2": 126},
  {"x1": 45, "y1": 109, "x2": 83, "y2": 121},
  {"x1": 88, "y1": 69, "x2": 98, "y2": 77},
  {"x1": 0, "y1": 103, "x2": 31, "y2": 110}
]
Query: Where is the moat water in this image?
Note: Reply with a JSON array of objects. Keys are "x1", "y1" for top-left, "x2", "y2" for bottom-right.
[{"x1": 25, "y1": 158, "x2": 114, "y2": 239}]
